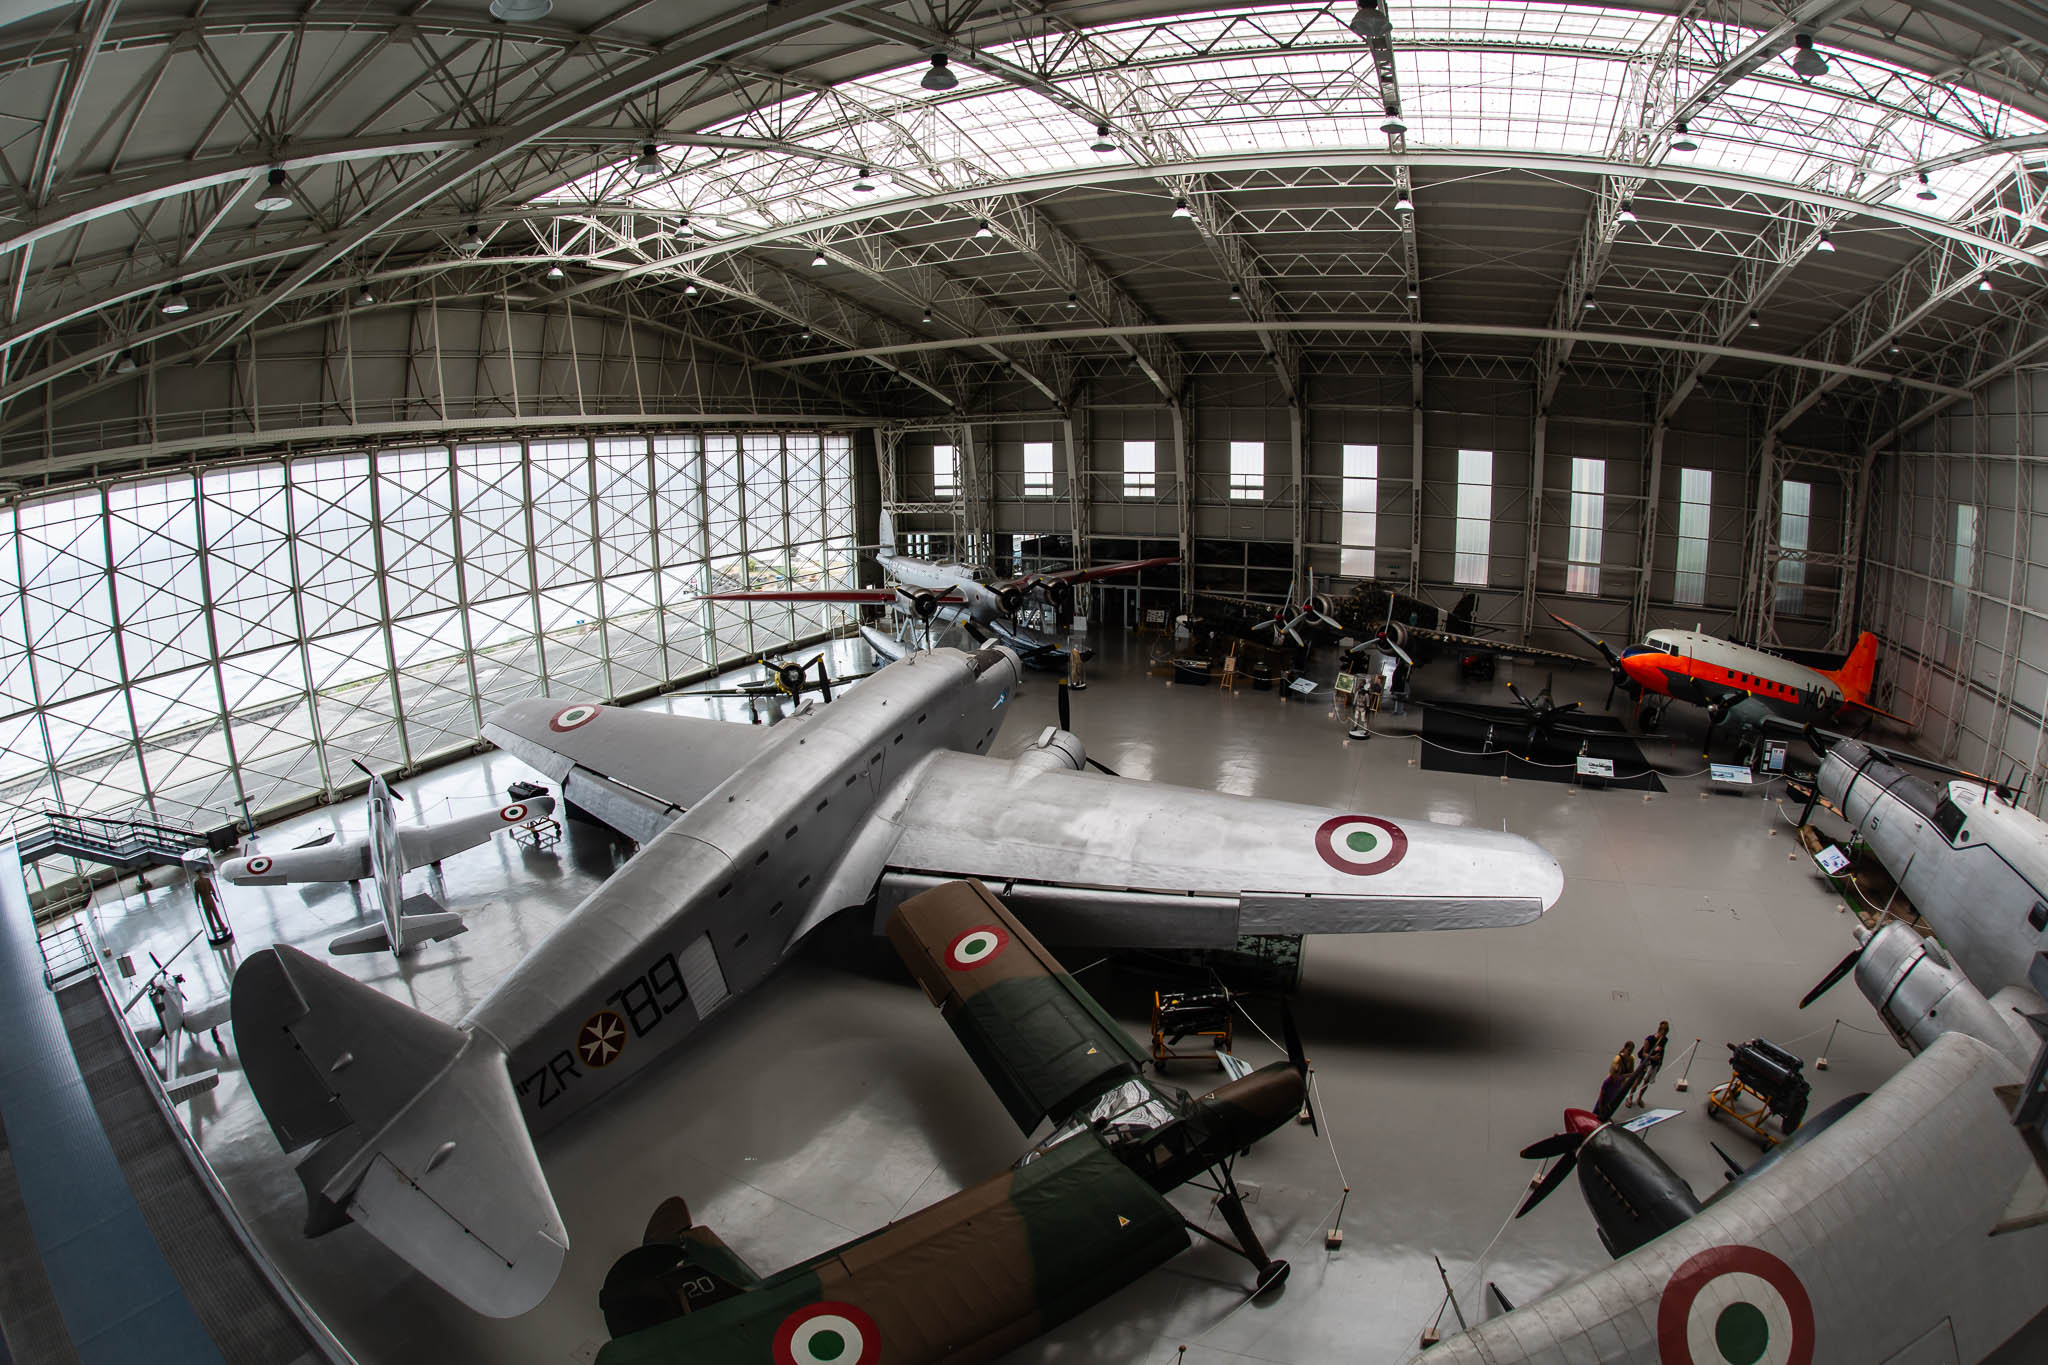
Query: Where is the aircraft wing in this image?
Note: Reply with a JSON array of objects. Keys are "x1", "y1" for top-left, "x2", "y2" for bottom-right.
[
  {"x1": 1005, "y1": 554, "x2": 1180, "y2": 588},
  {"x1": 876, "y1": 753, "x2": 1563, "y2": 940},
  {"x1": 484, "y1": 700, "x2": 776, "y2": 843},
  {"x1": 219, "y1": 841, "x2": 372, "y2": 885},
  {"x1": 393, "y1": 795, "x2": 557, "y2": 868},
  {"x1": 885, "y1": 879, "x2": 1148, "y2": 1133},
  {"x1": 1408, "y1": 626, "x2": 1585, "y2": 665},
  {"x1": 696, "y1": 588, "x2": 965, "y2": 604}
]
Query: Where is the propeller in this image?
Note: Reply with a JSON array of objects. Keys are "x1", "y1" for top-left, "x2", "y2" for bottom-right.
[
  {"x1": 123, "y1": 927, "x2": 206, "y2": 1014},
  {"x1": 1055, "y1": 680, "x2": 1120, "y2": 775},
  {"x1": 352, "y1": 756, "x2": 403, "y2": 800},
  {"x1": 1548, "y1": 612, "x2": 1633, "y2": 710},
  {"x1": 1515, "y1": 1108, "x2": 1602, "y2": 1217},
  {"x1": 1800, "y1": 935, "x2": 1872, "y2": 1009}
]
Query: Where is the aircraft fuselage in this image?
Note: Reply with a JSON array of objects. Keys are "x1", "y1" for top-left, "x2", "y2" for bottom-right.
[
  {"x1": 1621, "y1": 629, "x2": 1843, "y2": 726},
  {"x1": 366, "y1": 778, "x2": 406, "y2": 951},
  {"x1": 468, "y1": 647, "x2": 1023, "y2": 1135}
]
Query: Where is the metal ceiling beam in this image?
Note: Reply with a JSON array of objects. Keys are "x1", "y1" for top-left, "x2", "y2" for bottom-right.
[
  {"x1": 180, "y1": 0, "x2": 867, "y2": 367},
  {"x1": 1672, "y1": 0, "x2": 1870, "y2": 126},
  {"x1": 763, "y1": 318, "x2": 1967, "y2": 395},
  {"x1": 1864, "y1": 296, "x2": 2048, "y2": 450}
]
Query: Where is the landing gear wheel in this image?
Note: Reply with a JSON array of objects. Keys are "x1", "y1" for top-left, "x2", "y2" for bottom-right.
[{"x1": 1254, "y1": 1259, "x2": 1291, "y2": 1296}]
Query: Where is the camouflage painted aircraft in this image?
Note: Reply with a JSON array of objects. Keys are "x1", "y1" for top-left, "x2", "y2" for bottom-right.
[
  {"x1": 218, "y1": 760, "x2": 554, "y2": 957},
  {"x1": 229, "y1": 643, "x2": 1560, "y2": 1318},
  {"x1": 593, "y1": 879, "x2": 1303, "y2": 1365}
]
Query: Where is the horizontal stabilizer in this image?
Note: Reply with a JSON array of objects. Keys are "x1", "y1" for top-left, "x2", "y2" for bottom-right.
[
  {"x1": 229, "y1": 945, "x2": 568, "y2": 1316},
  {"x1": 328, "y1": 906, "x2": 466, "y2": 956}
]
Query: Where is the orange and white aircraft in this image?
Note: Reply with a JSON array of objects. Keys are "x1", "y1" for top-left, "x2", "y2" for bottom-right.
[{"x1": 1550, "y1": 614, "x2": 1904, "y2": 742}]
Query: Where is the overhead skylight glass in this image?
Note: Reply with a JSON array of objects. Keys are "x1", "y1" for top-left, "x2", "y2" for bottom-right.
[{"x1": 537, "y1": 1, "x2": 2042, "y2": 238}]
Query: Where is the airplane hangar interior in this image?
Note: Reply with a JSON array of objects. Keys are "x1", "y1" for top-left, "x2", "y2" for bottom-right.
[{"x1": 7, "y1": 0, "x2": 2048, "y2": 1362}]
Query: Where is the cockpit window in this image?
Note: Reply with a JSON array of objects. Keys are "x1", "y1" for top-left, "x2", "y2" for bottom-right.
[{"x1": 1934, "y1": 797, "x2": 1968, "y2": 844}]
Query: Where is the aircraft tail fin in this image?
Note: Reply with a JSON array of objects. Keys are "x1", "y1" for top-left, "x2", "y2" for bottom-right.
[
  {"x1": 230, "y1": 945, "x2": 566, "y2": 1316},
  {"x1": 1825, "y1": 630, "x2": 1881, "y2": 702},
  {"x1": 600, "y1": 1198, "x2": 764, "y2": 1337},
  {"x1": 327, "y1": 904, "x2": 467, "y2": 956},
  {"x1": 877, "y1": 508, "x2": 896, "y2": 562},
  {"x1": 1447, "y1": 591, "x2": 1480, "y2": 634}
]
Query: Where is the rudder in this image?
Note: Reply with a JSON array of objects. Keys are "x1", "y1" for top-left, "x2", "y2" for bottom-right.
[{"x1": 1827, "y1": 631, "x2": 1880, "y2": 701}]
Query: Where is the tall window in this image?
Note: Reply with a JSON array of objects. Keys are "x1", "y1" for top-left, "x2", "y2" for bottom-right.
[
  {"x1": 1341, "y1": 444, "x2": 1378, "y2": 578},
  {"x1": 1565, "y1": 457, "x2": 1604, "y2": 595},
  {"x1": 1775, "y1": 479, "x2": 1810, "y2": 615},
  {"x1": 1674, "y1": 468, "x2": 1712, "y2": 607},
  {"x1": 1022, "y1": 442, "x2": 1054, "y2": 498},
  {"x1": 1454, "y1": 449, "x2": 1493, "y2": 586},
  {"x1": 933, "y1": 444, "x2": 957, "y2": 498},
  {"x1": 1230, "y1": 441, "x2": 1264, "y2": 499},
  {"x1": 1950, "y1": 504, "x2": 1978, "y2": 634},
  {"x1": 1123, "y1": 440, "x2": 1156, "y2": 496}
]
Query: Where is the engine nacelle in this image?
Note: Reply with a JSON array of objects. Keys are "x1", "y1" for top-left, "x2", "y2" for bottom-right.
[
  {"x1": 1854, "y1": 921, "x2": 2034, "y2": 1065},
  {"x1": 1015, "y1": 726, "x2": 1087, "y2": 773}
]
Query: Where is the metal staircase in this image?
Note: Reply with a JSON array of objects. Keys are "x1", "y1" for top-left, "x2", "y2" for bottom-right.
[{"x1": 12, "y1": 807, "x2": 238, "y2": 874}]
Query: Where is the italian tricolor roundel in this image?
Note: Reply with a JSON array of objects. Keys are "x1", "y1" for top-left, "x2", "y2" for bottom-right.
[
  {"x1": 498, "y1": 803, "x2": 529, "y2": 823},
  {"x1": 548, "y1": 703, "x2": 601, "y2": 732},
  {"x1": 1313, "y1": 815, "x2": 1409, "y2": 876},
  {"x1": 1656, "y1": 1245, "x2": 1814, "y2": 1365},
  {"x1": 245, "y1": 855, "x2": 273, "y2": 875},
  {"x1": 946, "y1": 924, "x2": 1010, "y2": 970},
  {"x1": 773, "y1": 1301, "x2": 880, "y2": 1365}
]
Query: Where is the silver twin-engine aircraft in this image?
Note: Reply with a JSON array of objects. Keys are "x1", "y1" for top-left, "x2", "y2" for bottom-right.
[
  {"x1": 230, "y1": 643, "x2": 1562, "y2": 1319},
  {"x1": 218, "y1": 764, "x2": 554, "y2": 957}
]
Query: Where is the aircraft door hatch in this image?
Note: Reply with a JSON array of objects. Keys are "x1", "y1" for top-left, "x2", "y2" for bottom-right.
[
  {"x1": 679, "y1": 934, "x2": 730, "y2": 1017},
  {"x1": 1880, "y1": 1318, "x2": 1958, "y2": 1365}
]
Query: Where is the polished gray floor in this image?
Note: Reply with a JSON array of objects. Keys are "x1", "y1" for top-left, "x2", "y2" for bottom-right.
[{"x1": 92, "y1": 630, "x2": 1914, "y2": 1365}]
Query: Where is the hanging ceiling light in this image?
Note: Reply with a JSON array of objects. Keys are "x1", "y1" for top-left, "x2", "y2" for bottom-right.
[
  {"x1": 1380, "y1": 108, "x2": 1406, "y2": 136},
  {"x1": 546, "y1": 262, "x2": 566, "y2": 280},
  {"x1": 456, "y1": 224, "x2": 484, "y2": 252},
  {"x1": 1404, "y1": 280, "x2": 1419, "y2": 300},
  {"x1": 1616, "y1": 199, "x2": 1639, "y2": 223},
  {"x1": 811, "y1": 247, "x2": 829, "y2": 267},
  {"x1": 1090, "y1": 125, "x2": 1119, "y2": 154},
  {"x1": 488, "y1": 0, "x2": 551, "y2": 19},
  {"x1": 1170, "y1": 197, "x2": 1193, "y2": 220},
  {"x1": 675, "y1": 215, "x2": 695, "y2": 237},
  {"x1": 252, "y1": 167, "x2": 293, "y2": 212},
  {"x1": 683, "y1": 282, "x2": 698, "y2": 296},
  {"x1": 1394, "y1": 188, "x2": 1414, "y2": 212},
  {"x1": 920, "y1": 305, "x2": 933, "y2": 323},
  {"x1": 1228, "y1": 281, "x2": 1242, "y2": 302},
  {"x1": 1065, "y1": 293, "x2": 1079, "y2": 311},
  {"x1": 112, "y1": 351, "x2": 137, "y2": 373},
  {"x1": 159, "y1": 283, "x2": 190, "y2": 316},
  {"x1": 853, "y1": 167, "x2": 876, "y2": 192},
  {"x1": 921, "y1": 53, "x2": 957, "y2": 91},
  {"x1": 1915, "y1": 172, "x2": 1937, "y2": 201},
  {"x1": 799, "y1": 327, "x2": 811, "y2": 339},
  {"x1": 631, "y1": 143, "x2": 663, "y2": 180},
  {"x1": 1790, "y1": 33, "x2": 1828, "y2": 80},
  {"x1": 1348, "y1": 0, "x2": 1393, "y2": 41},
  {"x1": 1748, "y1": 310, "x2": 1762, "y2": 328},
  {"x1": 973, "y1": 219, "x2": 994, "y2": 240},
  {"x1": 356, "y1": 284, "x2": 375, "y2": 306},
  {"x1": 1978, "y1": 275, "x2": 1994, "y2": 292},
  {"x1": 1583, "y1": 295, "x2": 1597, "y2": 311},
  {"x1": 1816, "y1": 232, "x2": 1836, "y2": 252},
  {"x1": 1671, "y1": 120, "x2": 1698, "y2": 153}
]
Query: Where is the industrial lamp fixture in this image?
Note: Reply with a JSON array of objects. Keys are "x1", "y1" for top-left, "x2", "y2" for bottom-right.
[
  {"x1": 546, "y1": 262, "x2": 566, "y2": 280},
  {"x1": 1228, "y1": 281, "x2": 1242, "y2": 301},
  {"x1": 1404, "y1": 280, "x2": 1419, "y2": 301},
  {"x1": 1671, "y1": 121, "x2": 1698, "y2": 153},
  {"x1": 1348, "y1": 0, "x2": 1393, "y2": 40},
  {"x1": 488, "y1": 0, "x2": 551, "y2": 18},
  {"x1": 1748, "y1": 310, "x2": 1762, "y2": 328},
  {"x1": 811, "y1": 247, "x2": 829, "y2": 267},
  {"x1": 1816, "y1": 232, "x2": 1836, "y2": 252},
  {"x1": 1790, "y1": 34, "x2": 1828, "y2": 80},
  {"x1": 683, "y1": 282, "x2": 698, "y2": 296},
  {"x1": 1584, "y1": 295, "x2": 1597, "y2": 311},
  {"x1": 631, "y1": 143, "x2": 664, "y2": 180},
  {"x1": 1978, "y1": 275, "x2": 1994, "y2": 292},
  {"x1": 973, "y1": 219, "x2": 995, "y2": 240},
  {"x1": 159, "y1": 283, "x2": 190, "y2": 316},
  {"x1": 356, "y1": 285, "x2": 375, "y2": 306},
  {"x1": 920, "y1": 305, "x2": 934, "y2": 323},
  {"x1": 456, "y1": 224, "x2": 485, "y2": 253},
  {"x1": 1090, "y1": 125, "x2": 1119, "y2": 154},
  {"x1": 1915, "y1": 172, "x2": 1937, "y2": 201},
  {"x1": 1394, "y1": 188, "x2": 1414, "y2": 212},
  {"x1": 921, "y1": 53, "x2": 958, "y2": 91},
  {"x1": 675, "y1": 215, "x2": 696, "y2": 237},
  {"x1": 1380, "y1": 108, "x2": 1406, "y2": 136},
  {"x1": 1065, "y1": 293, "x2": 1079, "y2": 310},
  {"x1": 252, "y1": 168, "x2": 294, "y2": 212},
  {"x1": 1616, "y1": 199, "x2": 1639, "y2": 223},
  {"x1": 1170, "y1": 197, "x2": 1193, "y2": 219},
  {"x1": 853, "y1": 167, "x2": 876, "y2": 192}
]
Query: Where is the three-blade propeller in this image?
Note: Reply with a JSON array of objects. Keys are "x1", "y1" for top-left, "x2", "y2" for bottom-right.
[{"x1": 1055, "y1": 680, "x2": 1120, "y2": 775}]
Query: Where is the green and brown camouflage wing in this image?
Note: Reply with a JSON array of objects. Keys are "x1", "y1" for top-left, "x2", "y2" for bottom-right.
[
  {"x1": 595, "y1": 1134, "x2": 1190, "y2": 1365},
  {"x1": 885, "y1": 879, "x2": 1147, "y2": 1133}
]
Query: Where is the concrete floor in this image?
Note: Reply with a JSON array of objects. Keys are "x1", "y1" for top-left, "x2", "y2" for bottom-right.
[{"x1": 91, "y1": 628, "x2": 1918, "y2": 1365}]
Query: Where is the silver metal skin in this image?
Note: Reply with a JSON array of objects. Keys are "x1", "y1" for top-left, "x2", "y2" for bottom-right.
[
  {"x1": 1850, "y1": 921, "x2": 2037, "y2": 1069},
  {"x1": 217, "y1": 774, "x2": 556, "y2": 957},
  {"x1": 868, "y1": 512, "x2": 1080, "y2": 663},
  {"x1": 1822, "y1": 741, "x2": 2048, "y2": 999},
  {"x1": 1414, "y1": 1031, "x2": 2048, "y2": 1364},
  {"x1": 235, "y1": 642, "x2": 1565, "y2": 1318}
]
